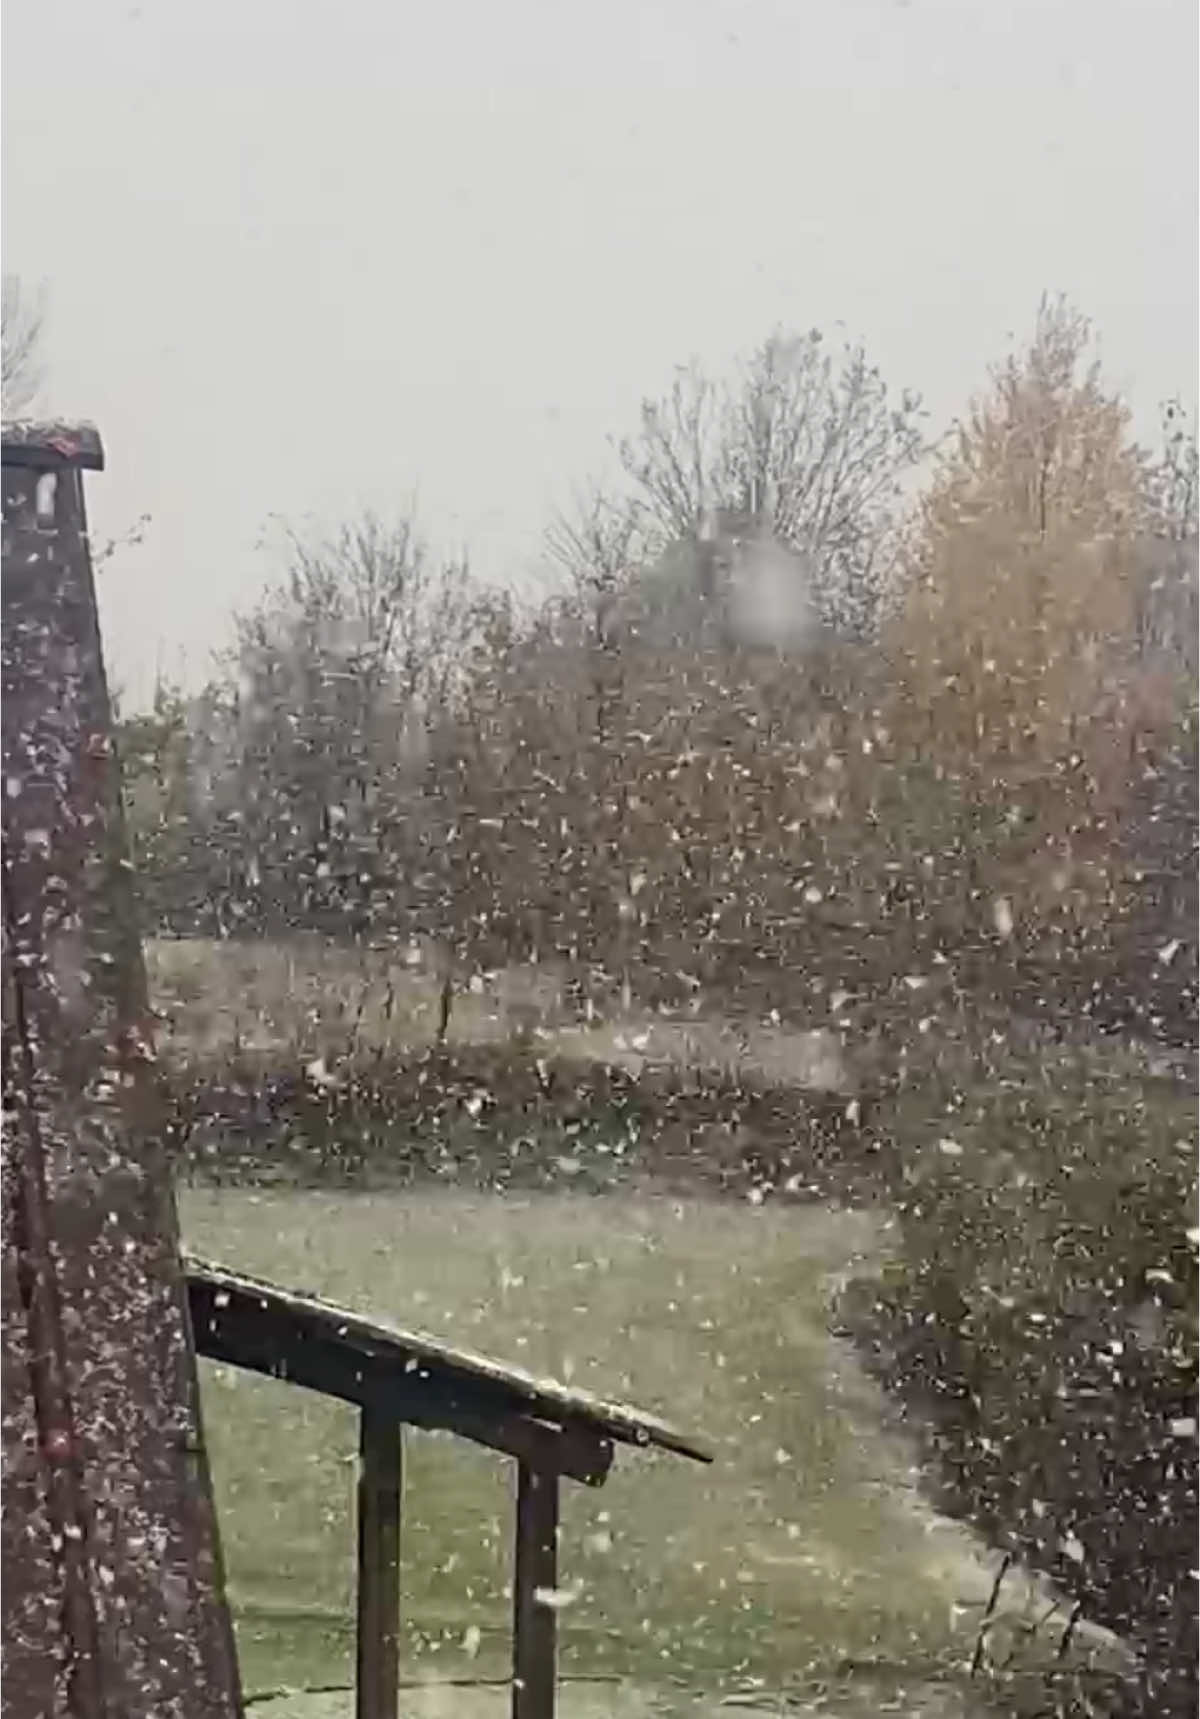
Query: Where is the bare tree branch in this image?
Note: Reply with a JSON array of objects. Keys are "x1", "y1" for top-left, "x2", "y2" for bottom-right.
[
  {"x1": 2, "y1": 274, "x2": 47, "y2": 416},
  {"x1": 615, "y1": 327, "x2": 926, "y2": 636},
  {"x1": 545, "y1": 487, "x2": 647, "y2": 632}
]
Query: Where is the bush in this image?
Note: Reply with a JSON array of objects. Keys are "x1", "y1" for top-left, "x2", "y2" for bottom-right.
[{"x1": 846, "y1": 1052, "x2": 1198, "y2": 1713}]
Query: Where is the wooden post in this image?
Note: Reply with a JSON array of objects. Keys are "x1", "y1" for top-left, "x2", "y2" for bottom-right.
[
  {"x1": 512, "y1": 1461, "x2": 559, "y2": 1719},
  {"x1": 2, "y1": 424, "x2": 243, "y2": 1717},
  {"x1": 356, "y1": 1406, "x2": 402, "y2": 1719}
]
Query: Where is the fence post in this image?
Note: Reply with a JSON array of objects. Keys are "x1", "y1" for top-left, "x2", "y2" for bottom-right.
[
  {"x1": 512, "y1": 1460, "x2": 559, "y2": 1719},
  {"x1": 356, "y1": 1406, "x2": 403, "y2": 1719}
]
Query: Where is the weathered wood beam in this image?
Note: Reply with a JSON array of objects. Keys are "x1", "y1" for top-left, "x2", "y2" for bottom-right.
[
  {"x1": 355, "y1": 1407, "x2": 402, "y2": 1719},
  {"x1": 1, "y1": 1154, "x2": 78, "y2": 1717},
  {"x1": 2, "y1": 435, "x2": 242, "y2": 1717},
  {"x1": 189, "y1": 1281, "x2": 613, "y2": 1486},
  {"x1": 0, "y1": 420, "x2": 105, "y2": 469},
  {"x1": 405, "y1": 1394, "x2": 613, "y2": 1490},
  {"x1": 186, "y1": 1259, "x2": 714, "y2": 1467},
  {"x1": 512, "y1": 1462, "x2": 559, "y2": 1719}
]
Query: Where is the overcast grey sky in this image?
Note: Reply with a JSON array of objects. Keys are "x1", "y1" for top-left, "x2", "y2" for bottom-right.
[{"x1": 4, "y1": 0, "x2": 1196, "y2": 705}]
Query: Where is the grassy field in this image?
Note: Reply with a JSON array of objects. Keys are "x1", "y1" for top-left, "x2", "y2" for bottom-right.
[
  {"x1": 158, "y1": 935, "x2": 1163, "y2": 1712},
  {"x1": 181, "y1": 1186, "x2": 1108, "y2": 1715}
]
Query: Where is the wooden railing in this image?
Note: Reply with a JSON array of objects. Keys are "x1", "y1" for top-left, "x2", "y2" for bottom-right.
[{"x1": 187, "y1": 1257, "x2": 711, "y2": 1719}]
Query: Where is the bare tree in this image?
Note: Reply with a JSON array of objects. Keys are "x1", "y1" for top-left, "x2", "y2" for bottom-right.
[
  {"x1": 544, "y1": 487, "x2": 652, "y2": 748},
  {"x1": 264, "y1": 512, "x2": 475, "y2": 720},
  {"x1": 1135, "y1": 398, "x2": 1199, "y2": 675},
  {"x1": 191, "y1": 511, "x2": 476, "y2": 936},
  {"x1": 1148, "y1": 398, "x2": 1199, "y2": 542},
  {"x1": 546, "y1": 487, "x2": 646, "y2": 635},
  {"x1": 1, "y1": 274, "x2": 47, "y2": 416},
  {"x1": 615, "y1": 328, "x2": 926, "y2": 636}
]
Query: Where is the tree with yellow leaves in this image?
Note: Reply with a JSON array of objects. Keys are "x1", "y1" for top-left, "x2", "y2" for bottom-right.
[{"x1": 888, "y1": 296, "x2": 1168, "y2": 926}]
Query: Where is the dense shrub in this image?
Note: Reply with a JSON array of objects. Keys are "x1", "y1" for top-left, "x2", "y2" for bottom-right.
[{"x1": 845, "y1": 1058, "x2": 1198, "y2": 1713}]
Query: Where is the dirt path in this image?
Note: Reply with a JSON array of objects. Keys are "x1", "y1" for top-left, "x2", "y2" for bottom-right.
[{"x1": 147, "y1": 937, "x2": 856, "y2": 1094}]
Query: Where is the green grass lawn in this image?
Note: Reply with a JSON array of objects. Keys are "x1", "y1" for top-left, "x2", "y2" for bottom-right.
[{"x1": 181, "y1": 1186, "x2": 1034, "y2": 1708}]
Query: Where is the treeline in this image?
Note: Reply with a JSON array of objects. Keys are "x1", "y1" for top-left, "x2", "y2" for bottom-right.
[{"x1": 120, "y1": 298, "x2": 1198, "y2": 1046}]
